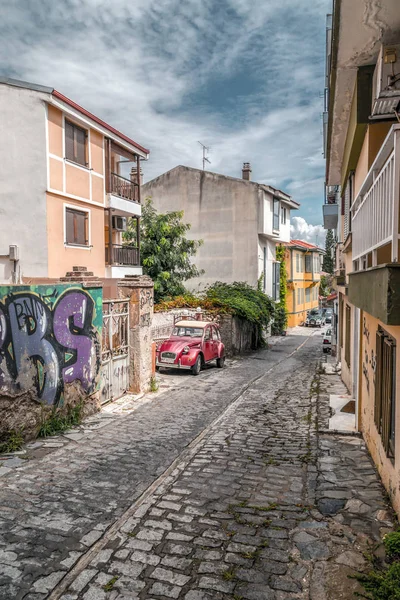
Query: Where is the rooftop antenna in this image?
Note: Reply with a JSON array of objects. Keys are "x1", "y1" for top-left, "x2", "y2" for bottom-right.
[{"x1": 198, "y1": 141, "x2": 211, "y2": 171}]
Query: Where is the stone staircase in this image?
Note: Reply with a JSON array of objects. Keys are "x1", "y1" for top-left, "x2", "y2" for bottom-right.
[{"x1": 60, "y1": 266, "x2": 101, "y2": 284}]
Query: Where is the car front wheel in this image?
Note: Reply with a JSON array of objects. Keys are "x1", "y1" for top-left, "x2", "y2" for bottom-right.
[
  {"x1": 216, "y1": 355, "x2": 225, "y2": 368},
  {"x1": 192, "y1": 356, "x2": 202, "y2": 376}
]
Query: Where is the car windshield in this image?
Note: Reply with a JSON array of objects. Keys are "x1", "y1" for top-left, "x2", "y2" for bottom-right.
[
  {"x1": 172, "y1": 326, "x2": 204, "y2": 338},
  {"x1": 308, "y1": 312, "x2": 323, "y2": 319},
  {"x1": 326, "y1": 329, "x2": 332, "y2": 336},
  {"x1": 325, "y1": 309, "x2": 333, "y2": 315}
]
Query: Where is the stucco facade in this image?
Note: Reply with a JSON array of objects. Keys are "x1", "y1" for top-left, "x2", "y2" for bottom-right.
[
  {"x1": 283, "y1": 241, "x2": 323, "y2": 328},
  {"x1": 0, "y1": 78, "x2": 149, "y2": 285},
  {"x1": 143, "y1": 166, "x2": 298, "y2": 295}
]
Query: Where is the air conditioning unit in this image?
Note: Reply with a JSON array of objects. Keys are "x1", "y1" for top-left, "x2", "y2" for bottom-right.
[
  {"x1": 112, "y1": 216, "x2": 127, "y2": 231},
  {"x1": 371, "y1": 44, "x2": 400, "y2": 119}
]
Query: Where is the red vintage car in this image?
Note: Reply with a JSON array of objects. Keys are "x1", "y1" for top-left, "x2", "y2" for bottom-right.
[{"x1": 156, "y1": 320, "x2": 225, "y2": 375}]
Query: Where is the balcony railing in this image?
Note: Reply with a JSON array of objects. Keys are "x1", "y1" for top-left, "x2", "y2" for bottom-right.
[
  {"x1": 109, "y1": 172, "x2": 139, "y2": 203},
  {"x1": 105, "y1": 244, "x2": 140, "y2": 266},
  {"x1": 351, "y1": 125, "x2": 400, "y2": 267}
]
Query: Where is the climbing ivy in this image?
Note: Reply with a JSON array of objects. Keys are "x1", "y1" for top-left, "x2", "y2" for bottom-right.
[{"x1": 271, "y1": 245, "x2": 288, "y2": 334}]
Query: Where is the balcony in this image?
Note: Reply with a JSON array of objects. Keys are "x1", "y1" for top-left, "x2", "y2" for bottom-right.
[
  {"x1": 348, "y1": 264, "x2": 400, "y2": 325},
  {"x1": 351, "y1": 125, "x2": 400, "y2": 269},
  {"x1": 322, "y1": 203, "x2": 339, "y2": 229},
  {"x1": 105, "y1": 244, "x2": 140, "y2": 266},
  {"x1": 105, "y1": 244, "x2": 141, "y2": 279},
  {"x1": 105, "y1": 140, "x2": 142, "y2": 217}
]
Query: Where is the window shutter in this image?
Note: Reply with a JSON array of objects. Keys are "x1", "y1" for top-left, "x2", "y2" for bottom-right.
[
  {"x1": 65, "y1": 121, "x2": 75, "y2": 161},
  {"x1": 75, "y1": 126, "x2": 86, "y2": 166},
  {"x1": 275, "y1": 263, "x2": 280, "y2": 300},
  {"x1": 66, "y1": 208, "x2": 74, "y2": 244}
]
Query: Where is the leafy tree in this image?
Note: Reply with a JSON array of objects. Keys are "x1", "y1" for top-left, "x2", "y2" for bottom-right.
[
  {"x1": 271, "y1": 245, "x2": 288, "y2": 334},
  {"x1": 319, "y1": 273, "x2": 333, "y2": 297},
  {"x1": 124, "y1": 198, "x2": 204, "y2": 303},
  {"x1": 322, "y1": 229, "x2": 335, "y2": 274}
]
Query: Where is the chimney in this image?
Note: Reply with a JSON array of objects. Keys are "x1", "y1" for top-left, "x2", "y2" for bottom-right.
[
  {"x1": 242, "y1": 162, "x2": 252, "y2": 181},
  {"x1": 130, "y1": 166, "x2": 143, "y2": 185}
]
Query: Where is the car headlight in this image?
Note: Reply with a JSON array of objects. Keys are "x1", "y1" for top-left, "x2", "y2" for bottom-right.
[{"x1": 182, "y1": 346, "x2": 190, "y2": 354}]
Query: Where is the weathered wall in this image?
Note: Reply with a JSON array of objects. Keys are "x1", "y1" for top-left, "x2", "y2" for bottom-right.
[
  {"x1": 0, "y1": 84, "x2": 50, "y2": 283},
  {"x1": 360, "y1": 312, "x2": 400, "y2": 517},
  {"x1": 152, "y1": 310, "x2": 259, "y2": 357},
  {"x1": 142, "y1": 166, "x2": 260, "y2": 290},
  {"x1": 118, "y1": 276, "x2": 154, "y2": 393},
  {"x1": 0, "y1": 284, "x2": 102, "y2": 440}
]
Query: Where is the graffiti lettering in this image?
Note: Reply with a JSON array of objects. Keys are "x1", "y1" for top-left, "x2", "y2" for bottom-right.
[
  {"x1": 0, "y1": 286, "x2": 102, "y2": 406},
  {"x1": 140, "y1": 288, "x2": 153, "y2": 310}
]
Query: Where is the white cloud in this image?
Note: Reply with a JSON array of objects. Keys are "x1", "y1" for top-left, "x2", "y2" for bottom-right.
[
  {"x1": 290, "y1": 216, "x2": 326, "y2": 247},
  {"x1": 0, "y1": 0, "x2": 331, "y2": 222}
]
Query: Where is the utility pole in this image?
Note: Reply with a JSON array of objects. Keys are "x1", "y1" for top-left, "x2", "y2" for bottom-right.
[{"x1": 198, "y1": 141, "x2": 211, "y2": 170}]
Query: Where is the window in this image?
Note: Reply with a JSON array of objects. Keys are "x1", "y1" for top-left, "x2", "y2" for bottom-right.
[
  {"x1": 345, "y1": 304, "x2": 351, "y2": 367},
  {"x1": 65, "y1": 207, "x2": 89, "y2": 246},
  {"x1": 297, "y1": 288, "x2": 301, "y2": 304},
  {"x1": 375, "y1": 328, "x2": 396, "y2": 458},
  {"x1": 273, "y1": 198, "x2": 280, "y2": 231},
  {"x1": 296, "y1": 253, "x2": 300, "y2": 273},
  {"x1": 204, "y1": 328, "x2": 211, "y2": 341},
  {"x1": 272, "y1": 262, "x2": 280, "y2": 301},
  {"x1": 263, "y1": 247, "x2": 267, "y2": 292},
  {"x1": 212, "y1": 327, "x2": 220, "y2": 341},
  {"x1": 65, "y1": 120, "x2": 88, "y2": 166},
  {"x1": 281, "y1": 207, "x2": 287, "y2": 225},
  {"x1": 305, "y1": 287, "x2": 311, "y2": 303},
  {"x1": 305, "y1": 255, "x2": 312, "y2": 273}
]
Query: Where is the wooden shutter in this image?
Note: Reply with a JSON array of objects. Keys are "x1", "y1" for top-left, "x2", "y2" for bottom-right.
[
  {"x1": 66, "y1": 208, "x2": 88, "y2": 245},
  {"x1": 65, "y1": 121, "x2": 75, "y2": 162},
  {"x1": 75, "y1": 126, "x2": 86, "y2": 166},
  {"x1": 345, "y1": 305, "x2": 351, "y2": 367},
  {"x1": 66, "y1": 208, "x2": 75, "y2": 244},
  {"x1": 374, "y1": 329, "x2": 384, "y2": 431},
  {"x1": 381, "y1": 337, "x2": 395, "y2": 456}
]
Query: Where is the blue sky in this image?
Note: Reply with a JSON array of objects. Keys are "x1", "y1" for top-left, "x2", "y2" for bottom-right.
[{"x1": 1, "y1": 0, "x2": 331, "y2": 242}]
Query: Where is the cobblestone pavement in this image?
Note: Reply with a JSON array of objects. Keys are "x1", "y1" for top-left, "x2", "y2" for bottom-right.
[
  {"x1": 0, "y1": 333, "x2": 311, "y2": 600},
  {"x1": 1, "y1": 331, "x2": 395, "y2": 599},
  {"x1": 55, "y1": 334, "x2": 394, "y2": 600}
]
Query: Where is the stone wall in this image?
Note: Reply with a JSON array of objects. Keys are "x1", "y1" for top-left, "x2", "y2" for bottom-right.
[
  {"x1": 0, "y1": 283, "x2": 103, "y2": 441},
  {"x1": 152, "y1": 310, "x2": 259, "y2": 357},
  {"x1": 118, "y1": 276, "x2": 154, "y2": 393}
]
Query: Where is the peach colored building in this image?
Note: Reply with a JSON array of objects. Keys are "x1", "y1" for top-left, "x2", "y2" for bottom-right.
[
  {"x1": 323, "y1": 2, "x2": 400, "y2": 515},
  {"x1": 0, "y1": 78, "x2": 149, "y2": 286}
]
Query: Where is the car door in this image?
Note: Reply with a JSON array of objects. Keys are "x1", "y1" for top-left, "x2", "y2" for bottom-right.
[
  {"x1": 211, "y1": 326, "x2": 220, "y2": 358},
  {"x1": 203, "y1": 326, "x2": 214, "y2": 361}
]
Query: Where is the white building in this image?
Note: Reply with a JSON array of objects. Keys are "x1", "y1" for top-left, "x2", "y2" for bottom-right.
[{"x1": 142, "y1": 164, "x2": 298, "y2": 298}]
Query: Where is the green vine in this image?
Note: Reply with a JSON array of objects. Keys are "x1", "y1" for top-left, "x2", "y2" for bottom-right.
[{"x1": 271, "y1": 245, "x2": 288, "y2": 334}]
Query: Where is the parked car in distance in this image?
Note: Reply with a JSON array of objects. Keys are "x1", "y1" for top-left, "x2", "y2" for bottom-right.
[
  {"x1": 305, "y1": 311, "x2": 325, "y2": 328},
  {"x1": 323, "y1": 308, "x2": 333, "y2": 324},
  {"x1": 156, "y1": 320, "x2": 225, "y2": 375},
  {"x1": 322, "y1": 328, "x2": 332, "y2": 353}
]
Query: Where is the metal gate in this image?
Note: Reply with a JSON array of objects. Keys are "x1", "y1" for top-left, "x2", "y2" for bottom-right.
[{"x1": 101, "y1": 299, "x2": 130, "y2": 404}]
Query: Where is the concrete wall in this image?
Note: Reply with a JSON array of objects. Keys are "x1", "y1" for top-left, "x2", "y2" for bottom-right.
[
  {"x1": 152, "y1": 309, "x2": 259, "y2": 357},
  {"x1": 143, "y1": 167, "x2": 261, "y2": 290},
  {"x1": 360, "y1": 312, "x2": 400, "y2": 516},
  {"x1": 0, "y1": 85, "x2": 50, "y2": 283},
  {"x1": 0, "y1": 283, "x2": 102, "y2": 440}
]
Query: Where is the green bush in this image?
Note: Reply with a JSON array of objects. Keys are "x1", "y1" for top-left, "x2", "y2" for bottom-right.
[
  {"x1": 384, "y1": 531, "x2": 400, "y2": 558},
  {"x1": 0, "y1": 429, "x2": 24, "y2": 454},
  {"x1": 38, "y1": 402, "x2": 84, "y2": 438},
  {"x1": 357, "y1": 562, "x2": 400, "y2": 599},
  {"x1": 271, "y1": 306, "x2": 287, "y2": 335}
]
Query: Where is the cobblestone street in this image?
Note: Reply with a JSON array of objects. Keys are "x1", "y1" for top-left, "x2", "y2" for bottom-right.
[{"x1": 0, "y1": 332, "x2": 395, "y2": 600}]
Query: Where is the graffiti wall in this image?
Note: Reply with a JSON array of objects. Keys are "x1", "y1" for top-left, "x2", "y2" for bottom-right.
[{"x1": 0, "y1": 284, "x2": 102, "y2": 407}]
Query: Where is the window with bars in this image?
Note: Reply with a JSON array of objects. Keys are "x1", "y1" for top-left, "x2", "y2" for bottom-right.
[
  {"x1": 65, "y1": 120, "x2": 88, "y2": 167},
  {"x1": 273, "y1": 198, "x2": 280, "y2": 231},
  {"x1": 65, "y1": 207, "x2": 89, "y2": 246},
  {"x1": 345, "y1": 304, "x2": 351, "y2": 367},
  {"x1": 375, "y1": 328, "x2": 396, "y2": 458}
]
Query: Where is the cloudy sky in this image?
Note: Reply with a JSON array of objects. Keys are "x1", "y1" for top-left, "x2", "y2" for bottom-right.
[{"x1": 2, "y1": 0, "x2": 330, "y2": 241}]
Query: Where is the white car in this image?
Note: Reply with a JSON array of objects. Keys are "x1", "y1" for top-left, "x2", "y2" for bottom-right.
[
  {"x1": 305, "y1": 311, "x2": 326, "y2": 328},
  {"x1": 322, "y1": 328, "x2": 332, "y2": 353}
]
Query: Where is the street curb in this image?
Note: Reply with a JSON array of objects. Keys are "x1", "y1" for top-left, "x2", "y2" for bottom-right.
[{"x1": 47, "y1": 334, "x2": 313, "y2": 600}]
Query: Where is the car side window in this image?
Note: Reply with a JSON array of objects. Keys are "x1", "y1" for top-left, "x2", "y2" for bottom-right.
[
  {"x1": 204, "y1": 327, "x2": 211, "y2": 341},
  {"x1": 212, "y1": 327, "x2": 219, "y2": 341}
]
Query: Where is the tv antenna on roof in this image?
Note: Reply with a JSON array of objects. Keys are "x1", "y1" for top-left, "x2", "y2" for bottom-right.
[{"x1": 198, "y1": 141, "x2": 211, "y2": 171}]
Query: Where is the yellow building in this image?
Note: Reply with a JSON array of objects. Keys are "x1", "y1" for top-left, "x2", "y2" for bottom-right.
[
  {"x1": 283, "y1": 240, "x2": 323, "y2": 328},
  {"x1": 324, "y1": 1, "x2": 400, "y2": 515}
]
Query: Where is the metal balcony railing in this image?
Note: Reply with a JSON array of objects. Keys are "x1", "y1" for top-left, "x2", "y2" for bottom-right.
[{"x1": 351, "y1": 125, "x2": 400, "y2": 267}]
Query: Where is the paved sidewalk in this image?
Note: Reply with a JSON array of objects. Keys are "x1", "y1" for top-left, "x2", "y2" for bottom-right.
[{"x1": 51, "y1": 336, "x2": 394, "y2": 600}]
